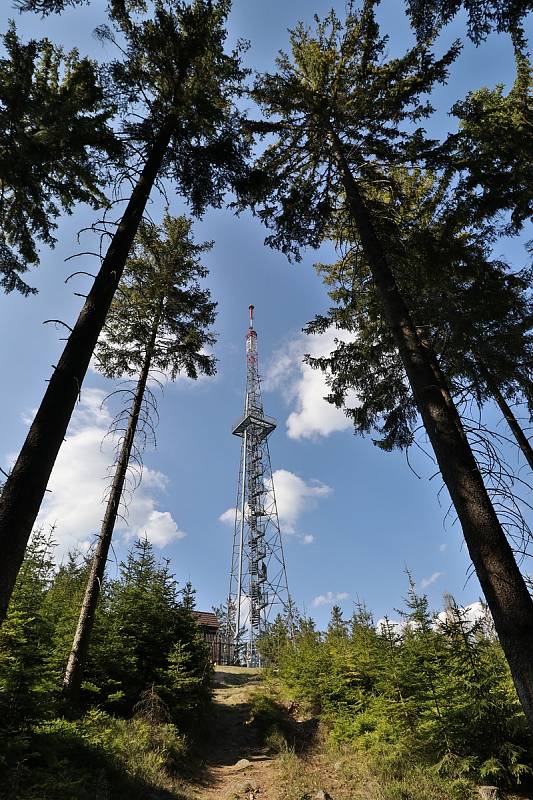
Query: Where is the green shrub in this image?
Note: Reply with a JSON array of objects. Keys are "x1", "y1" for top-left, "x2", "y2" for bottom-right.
[{"x1": 270, "y1": 585, "x2": 532, "y2": 790}]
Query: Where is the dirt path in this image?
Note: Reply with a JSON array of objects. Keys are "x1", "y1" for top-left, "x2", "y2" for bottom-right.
[{"x1": 192, "y1": 666, "x2": 279, "y2": 800}]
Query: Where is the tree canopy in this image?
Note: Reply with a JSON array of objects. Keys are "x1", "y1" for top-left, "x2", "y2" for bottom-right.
[
  {"x1": 444, "y1": 46, "x2": 532, "y2": 232},
  {"x1": 14, "y1": 0, "x2": 88, "y2": 13},
  {"x1": 405, "y1": 0, "x2": 533, "y2": 43},
  {"x1": 242, "y1": 2, "x2": 460, "y2": 256},
  {"x1": 0, "y1": 23, "x2": 120, "y2": 294},
  {"x1": 100, "y1": 0, "x2": 250, "y2": 216},
  {"x1": 307, "y1": 168, "x2": 533, "y2": 452}
]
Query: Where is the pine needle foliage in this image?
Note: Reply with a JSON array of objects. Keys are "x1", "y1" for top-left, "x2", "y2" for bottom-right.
[
  {"x1": 405, "y1": 0, "x2": 533, "y2": 44},
  {"x1": 0, "y1": 23, "x2": 120, "y2": 294},
  {"x1": 95, "y1": 214, "x2": 216, "y2": 381},
  {"x1": 0, "y1": 535, "x2": 211, "y2": 735},
  {"x1": 14, "y1": 0, "x2": 88, "y2": 12},
  {"x1": 0, "y1": 526, "x2": 57, "y2": 728},
  {"x1": 446, "y1": 46, "x2": 532, "y2": 232},
  {"x1": 81, "y1": 538, "x2": 212, "y2": 720},
  {"x1": 241, "y1": 0, "x2": 460, "y2": 258},
  {"x1": 307, "y1": 167, "x2": 533, "y2": 453},
  {"x1": 98, "y1": 0, "x2": 250, "y2": 217}
]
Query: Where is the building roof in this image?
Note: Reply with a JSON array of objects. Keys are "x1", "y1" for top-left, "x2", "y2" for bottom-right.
[{"x1": 192, "y1": 611, "x2": 220, "y2": 629}]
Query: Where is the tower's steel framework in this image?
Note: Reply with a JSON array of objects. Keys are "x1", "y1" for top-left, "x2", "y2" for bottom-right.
[{"x1": 226, "y1": 306, "x2": 292, "y2": 665}]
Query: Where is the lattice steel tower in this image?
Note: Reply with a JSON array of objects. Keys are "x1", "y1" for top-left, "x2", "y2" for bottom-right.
[{"x1": 226, "y1": 306, "x2": 292, "y2": 666}]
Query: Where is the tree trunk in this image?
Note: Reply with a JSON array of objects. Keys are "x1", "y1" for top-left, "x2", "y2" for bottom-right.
[
  {"x1": 477, "y1": 360, "x2": 533, "y2": 471},
  {"x1": 63, "y1": 302, "x2": 162, "y2": 702},
  {"x1": 330, "y1": 130, "x2": 533, "y2": 733},
  {"x1": 0, "y1": 117, "x2": 175, "y2": 625}
]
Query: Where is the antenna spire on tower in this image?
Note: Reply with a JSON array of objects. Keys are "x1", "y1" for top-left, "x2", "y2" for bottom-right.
[{"x1": 226, "y1": 306, "x2": 292, "y2": 666}]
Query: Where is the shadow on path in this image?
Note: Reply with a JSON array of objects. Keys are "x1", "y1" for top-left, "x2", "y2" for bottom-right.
[
  {"x1": 189, "y1": 667, "x2": 274, "y2": 797},
  {"x1": 189, "y1": 666, "x2": 319, "y2": 798},
  {"x1": 213, "y1": 669, "x2": 262, "y2": 689}
]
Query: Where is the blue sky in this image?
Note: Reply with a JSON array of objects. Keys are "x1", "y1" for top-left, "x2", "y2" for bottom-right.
[{"x1": 1, "y1": 0, "x2": 532, "y2": 629}]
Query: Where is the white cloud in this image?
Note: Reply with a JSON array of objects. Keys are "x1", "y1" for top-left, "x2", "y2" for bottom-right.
[
  {"x1": 265, "y1": 329, "x2": 359, "y2": 440},
  {"x1": 376, "y1": 617, "x2": 407, "y2": 635},
  {"x1": 219, "y1": 470, "x2": 331, "y2": 539},
  {"x1": 138, "y1": 510, "x2": 186, "y2": 547},
  {"x1": 33, "y1": 388, "x2": 186, "y2": 554},
  {"x1": 312, "y1": 591, "x2": 349, "y2": 608},
  {"x1": 271, "y1": 469, "x2": 331, "y2": 534},
  {"x1": 439, "y1": 543, "x2": 447, "y2": 552},
  {"x1": 437, "y1": 601, "x2": 492, "y2": 630},
  {"x1": 419, "y1": 571, "x2": 443, "y2": 590},
  {"x1": 219, "y1": 507, "x2": 239, "y2": 526},
  {"x1": 378, "y1": 601, "x2": 492, "y2": 638}
]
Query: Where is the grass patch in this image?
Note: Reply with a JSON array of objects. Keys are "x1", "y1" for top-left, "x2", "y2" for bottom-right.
[
  {"x1": 276, "y1": 744, "x2": 477, "y2": 800},
  {"x1": 276, "y1": 738, "x2": 532, "y2": 800},
  {"x1": 0, "y1": 708, "x2": 193, "y2": 800}
]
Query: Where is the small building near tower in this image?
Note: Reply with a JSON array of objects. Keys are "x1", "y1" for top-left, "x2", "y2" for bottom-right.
[{"x1": 192, "y1": 611, "x2": 223, "y2": 662}]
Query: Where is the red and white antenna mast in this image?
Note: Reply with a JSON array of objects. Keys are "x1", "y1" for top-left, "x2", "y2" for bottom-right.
[{"x1": 226, "y1": 307, "x2": 293, "y2": 665}]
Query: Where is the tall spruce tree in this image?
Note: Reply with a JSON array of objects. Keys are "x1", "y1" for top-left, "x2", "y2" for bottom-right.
[
  {"x1": 0, "y1": 0, "x2": 248, "y2": 624},
  {"x1": 305, "y1": 44, "x2": 532, "y2": 459},
  {"x1": 308, "y1": 168, "x2": 533, "y2": 468},
  {"x1": 327, "y1": 605, "x2": 349, "y2": 639},
  {"x1": 256, "y1": 614, "x2": 290, "y2": 666},
  {"x1": 88, "y1": 537, "x2": 211, "y2": 718},
  {"x1": 63, "y1": 213, "x2": 216, "y2": 700},
  {"x1": 181, "y1": 580, "x2": 197, "y2": 611},
  {"x1": 243, "y1": 2, "x2": 533, "y2": 730},
  {"x1": 97, "y1": 537, "x2": 180, "y2": 711},
  {"x1": 0, "y1": 23, "x2": 119, "y2": 294}
]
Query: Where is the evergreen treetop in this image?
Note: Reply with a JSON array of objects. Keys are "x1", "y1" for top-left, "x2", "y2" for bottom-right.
[
  {"x1": 99, "y1": 0, "x2": 250, "y2": 216},
  {"x1": 94, "y1": 213, "x2": 217, "y2": 381},
  {"x1": 181, "y1": 580, "x2": 197, "y2": 611},
  {"x1": 327, "y1": 604, "x2": 349, "y2": 639},
  {"x1": 241, "y1": 1, "x2": 460, "y2": 258}
]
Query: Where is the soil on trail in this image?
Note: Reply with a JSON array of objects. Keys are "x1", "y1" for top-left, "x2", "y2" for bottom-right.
[{"x1": 193, "y1": 666, "x2": 279, "y2": 800}]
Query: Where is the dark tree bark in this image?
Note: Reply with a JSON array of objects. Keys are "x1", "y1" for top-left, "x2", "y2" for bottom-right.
[
  {"x1": 330, "y1": 129, "x2": 533, "y2": 733},
  {"x1": 477, "y1": 360, "x2": 533, "y2": 472},
  {"x1": 63, "y1": 301, "x2": 162, "y2": 702},
  {"x1": 0, "y1": 116, "x2": 175, "y2": 624}
]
